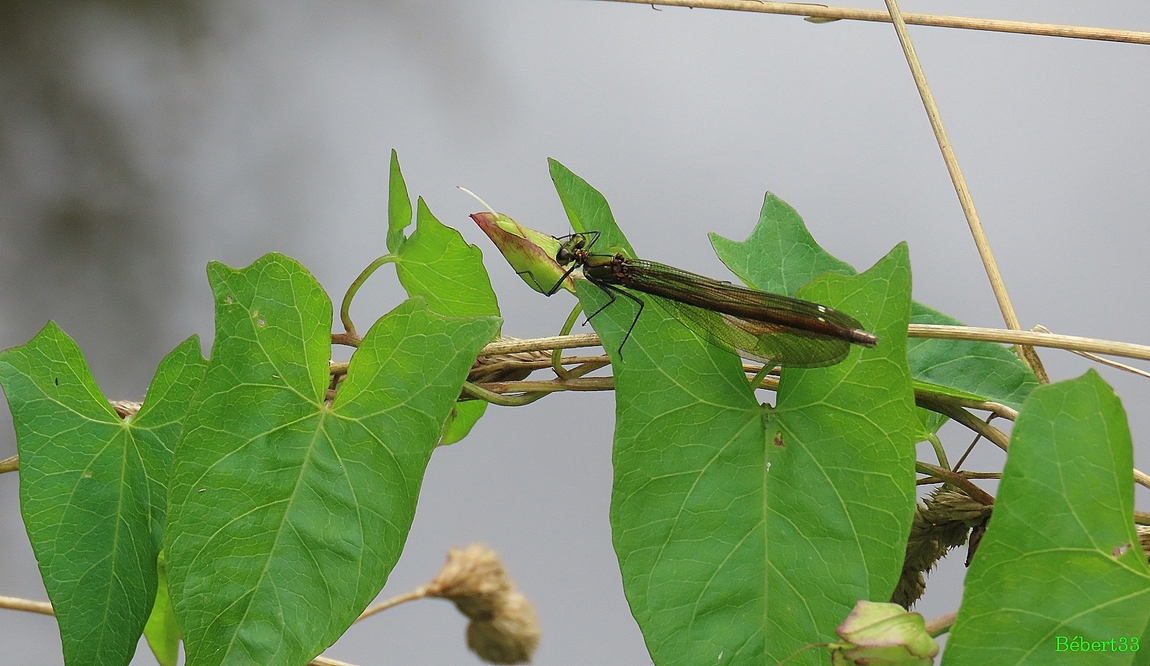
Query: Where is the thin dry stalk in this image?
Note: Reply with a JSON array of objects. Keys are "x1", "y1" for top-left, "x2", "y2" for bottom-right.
[
  {"x1": 468, "y1": 326, "x2": 1150, "y2": 364},
  {"x1": 479, "y1": 333, "x2": 602, "y2": 356},
  {"x1": 599, "y1": 0, "x2": 1150, "y2": 46},
  {"x1": 925, "y1": 611, "x2": 958, "y2": 637},
  {"x1": 907, "y1": 325, "x2": 1150, "y2": 363},
  {"x1": 0, "y1": 595, "x2": 54, "y2": 615},
  {"x1": 356, "y1": 588, "x2": 430, "y2": 622},
  {"x1": 309, "y1": 657, "x2": 362, "y2": 666},
  {"x1": 1033, "y1": 325, "x2": 1150, "y2": 379},
  {"x1": 881, "y1": 0, "x2": 1046, "y2": 381}
]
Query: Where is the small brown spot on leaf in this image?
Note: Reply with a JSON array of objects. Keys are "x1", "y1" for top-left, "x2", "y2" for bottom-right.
[{"x1": 773, "y1": 431, "x2": 784, "y2": 447}]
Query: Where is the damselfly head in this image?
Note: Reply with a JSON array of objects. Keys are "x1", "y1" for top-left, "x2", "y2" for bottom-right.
[
  {"x1": 555, "y1": 233, "x2": 586, "y2": 266},
  {"x1": 555, "y1": 232, "x2": 601, "y2": 267}
]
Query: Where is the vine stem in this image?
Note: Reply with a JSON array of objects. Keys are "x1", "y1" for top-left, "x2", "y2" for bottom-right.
[
  {"x1": 916, "y1": 396, "x2": 1011, "y2": 452},
  {"x1": 596, "y1": 0, "x2": 1150, "y2": 46},
  {"x1": 552, "y1": 302, "x2": 585, "y2": 380},
  {"x1": 339, "y1": 254, "x2": 399, "y2": 336},
  {"x1": 925, "y1": 610, "x2": 958, "y2": 637},
  {"x1": 478, "y1": 333, "x2": 602, "y2": 356},
  {"x1": 471, "y1": 326, "x2": 1150, "y2": 363},
  {"x1": 915, "y1": 462, "x2": 995, "y2": 505},
  {"x1": 356, "y1": 587, "x2": 430, "y2": 622}
]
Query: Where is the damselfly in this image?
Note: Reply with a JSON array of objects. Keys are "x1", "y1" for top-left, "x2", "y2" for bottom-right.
[{"x1": 548, "y1": 232, "x2": 877, "y2": 367}]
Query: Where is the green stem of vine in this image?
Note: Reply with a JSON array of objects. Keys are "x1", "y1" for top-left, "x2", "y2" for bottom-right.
[
  {"x1": 925, "y1": 432, "x2": 950, "y2": 470},
  {"x1": 340, "y1": 254, "x2": 399, "y2": 336},
  {"x1": 552, "y1": 302, "x2": 584, "y2": 380},
  {"x1": 460, "y1": 381, "x2": 549, "y2": 407}
]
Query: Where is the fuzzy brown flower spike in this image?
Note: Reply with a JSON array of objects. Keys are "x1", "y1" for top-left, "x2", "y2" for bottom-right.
[
  {"x1": 425, "y1": 544, "x2": 540, "y2": 664},
  {"x1": 892, "y1": 489, "x2": 992, "y2": 608}
]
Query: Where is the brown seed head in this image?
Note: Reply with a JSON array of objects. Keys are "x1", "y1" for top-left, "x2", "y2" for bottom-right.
[
  {"x1": 426, "y1": 544, "x2": 540, "y2": 664},
  {"x1": 466, "y1": 592, "x2": 541, "y2": 664}
]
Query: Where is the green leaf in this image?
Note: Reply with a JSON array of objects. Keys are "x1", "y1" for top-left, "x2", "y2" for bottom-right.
[
  {"x1": 438, "y1": 400, "x2": 487, "y2": 446},
  {"x1": 582, "y1": 230, "x2": 916, "y2": 665},
  {"x1": 710, "y1": 192, "x2": 1038, "y2": 415},
  {"x1": 709, "y1": 192, "x2": 856, "y2": 296},
  {"x1": 548, "y1": 157, "x2": 634, "y2": 257},
  {"x1": 944, "y1": 370, "x2": 1150, "y2": 665},
  {"x1": 144, "y1": 552, "x2": 181, "y2": 666},
  {"x1": 397, "y1": 197, "x2": 501, "y2": 322},
  {"x1": 908, "y1": 302, "x2": 1038, "y2": 412},
  {"x1": 386, "y1": 148, "x2": 412, "y2": 253},
  {"x1": 393, "y1": 197, "x2": 501, "y2": 441},
  {"x1": 0, "y1": 328, "x2": 206, "y2": 666},
  {"x1": 165, "y1": 253, "x2": 499, "y2": 666}
]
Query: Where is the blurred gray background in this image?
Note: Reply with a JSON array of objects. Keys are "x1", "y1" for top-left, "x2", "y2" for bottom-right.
[{"x1": 1, "y1": 1, "x2": 1148, "y2": 663}]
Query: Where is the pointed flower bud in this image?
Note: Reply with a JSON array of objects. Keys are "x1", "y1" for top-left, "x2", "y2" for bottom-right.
[
  {"x1": 472, "y1": 212, "x2": 575, "y2": 295},
  {"x1": 829, "y1": 601, "x2": 939, "y2": 666}
]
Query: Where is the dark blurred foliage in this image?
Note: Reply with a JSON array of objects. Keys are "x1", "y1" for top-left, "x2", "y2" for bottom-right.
[{"x1": 0, "y1": 1, "x2": 213, "y2": 398}]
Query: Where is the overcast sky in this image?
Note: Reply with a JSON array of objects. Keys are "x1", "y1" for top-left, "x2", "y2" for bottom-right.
[{"x1": 1, "y1": 2, "x2": 1149, "y2": 664}]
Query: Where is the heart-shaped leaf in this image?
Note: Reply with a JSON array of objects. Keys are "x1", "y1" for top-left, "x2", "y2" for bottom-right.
[
  {"x1": 944, "y1": 370, "x2": 1150, "y2": 665},
  {"x1": 165, "y1": 253, "x2": 499, "y2": 666},
  {"x1": 0, "y1": 327, "x2": 205, "y2": 666}
]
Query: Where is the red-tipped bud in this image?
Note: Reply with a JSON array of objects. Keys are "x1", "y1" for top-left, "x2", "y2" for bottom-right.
[{"x1": 472, "y1": 212, "x2": 575, "y2": 295}]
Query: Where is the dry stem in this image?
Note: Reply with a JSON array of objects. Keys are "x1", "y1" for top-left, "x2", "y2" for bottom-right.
[
  {"x1": 925, "y1": 611, "x2": 958, "y2": 637},
  {"x1": 466, "y1": 326, "x2": 1150, "y2": 363},
  {"x1": 355, "y1": 588, "x2": 430, "y2": 622},
  {"x1": 309, "y1": 657, "x2": 362, "y2": 666},
  {"x1": 0, "y1": 595, "x2": 54, "y2": 616},
  {"x1": 881, "y1": 0, "x2": 1046, "y2": 380},
  {"x1": 598, "y1": 0, "x2": 1150, "y2": 46}
]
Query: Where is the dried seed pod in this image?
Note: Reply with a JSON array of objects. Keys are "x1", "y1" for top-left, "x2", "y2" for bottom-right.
[
  {"x1": 426, "y1": 544, "x2": 513, "y2": 605},
  {"x1": 427, "y1": 544, "x2": 540, "y2": 664},
  {"x1": 466, "y1": 592, "x2": 541, "y2": 665}
]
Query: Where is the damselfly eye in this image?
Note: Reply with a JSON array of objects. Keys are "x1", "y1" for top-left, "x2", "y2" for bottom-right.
[{"x1": 556, "y1": 247, "x2": 572, "y2": 264}]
